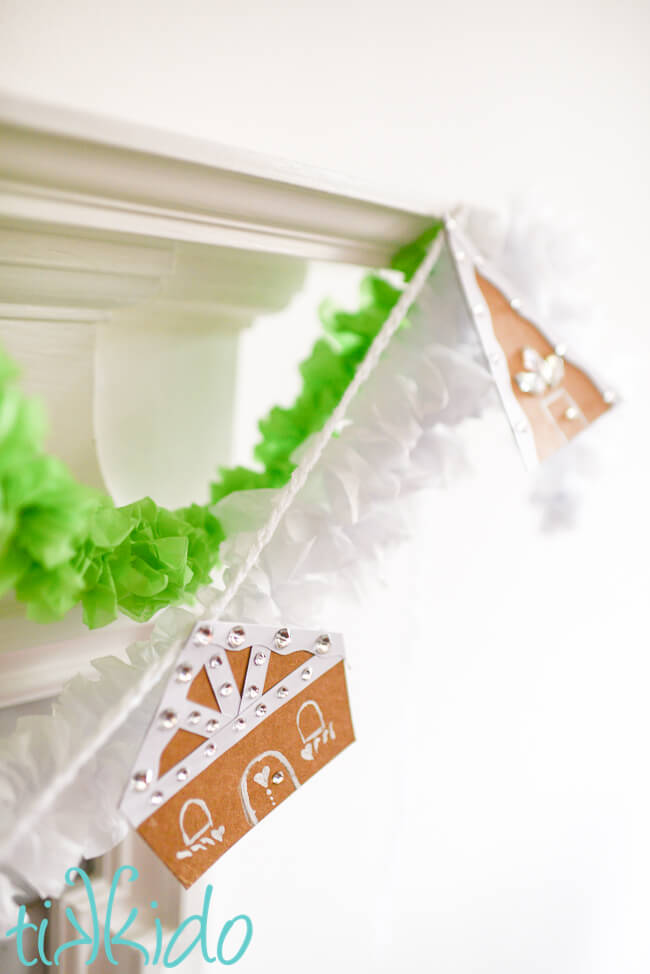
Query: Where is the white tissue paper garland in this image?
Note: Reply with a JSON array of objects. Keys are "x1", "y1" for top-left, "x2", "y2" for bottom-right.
[{"x1": 0, "y1": 206, "x2": 610, "y2": 926}]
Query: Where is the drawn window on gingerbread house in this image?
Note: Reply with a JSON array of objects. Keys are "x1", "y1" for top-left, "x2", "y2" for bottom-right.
[
  {"x1": 297, "y1": 700, "x2": 325, "y2": 744},
  {"x1": 176, "y1": 798, "x2": 225, "y2": 860},
  {"x1": 296, "y1": 700, "x2": 336, "y2": 761}
]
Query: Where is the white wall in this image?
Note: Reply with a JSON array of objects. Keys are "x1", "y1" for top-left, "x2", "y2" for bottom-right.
[
  {"x1": 0, "y1": 0, "x2": 648, "y2": 228},
  {"x1": 1, "y1": 3, "x2": 649, "y2": 973}
]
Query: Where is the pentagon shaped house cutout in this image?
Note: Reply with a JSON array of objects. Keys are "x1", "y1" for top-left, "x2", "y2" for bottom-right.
[{"x1": 121, "y1": 622, "x2": 355, "y2": 886}]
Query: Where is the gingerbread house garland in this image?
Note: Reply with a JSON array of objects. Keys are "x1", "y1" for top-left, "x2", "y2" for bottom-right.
[
  {"x1": 446, "y1": 220, "x2": 616, "y2": 468},
  {"x1": 120, "y1": 622, "x2": 354, "y2": 887}
]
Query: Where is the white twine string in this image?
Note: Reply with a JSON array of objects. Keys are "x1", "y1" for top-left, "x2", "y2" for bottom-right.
[{"x1": 0, "y1": 232, "x2": 443, "y2": 864}]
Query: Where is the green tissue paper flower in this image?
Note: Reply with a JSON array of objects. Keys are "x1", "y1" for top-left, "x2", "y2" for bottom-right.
[
  {"x1": 0, "y1": 351, "x2": 101, "y2": 619},
  {"x1": 0, "y1": 350, "x2": 224, "y2": 628},
  {"x1": 78, "y1": 499, "x2": 224, "y2": 629},
  {"x1": 0, "y1": 220, "x2": 441, "y2": 631}
]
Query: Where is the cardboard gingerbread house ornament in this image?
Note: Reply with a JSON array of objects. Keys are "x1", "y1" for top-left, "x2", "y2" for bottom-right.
[
  {"x1": 446, "y1": 221, "x2": 616, "y2": 467},
  {"x1": 121, "y1": 622, "x2": 354, "y2": 887}
]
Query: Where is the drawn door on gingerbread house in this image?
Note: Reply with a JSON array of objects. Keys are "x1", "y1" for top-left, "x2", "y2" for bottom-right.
[{"x1": 240, "y1": 750, "x2": 300, "y2": 825}]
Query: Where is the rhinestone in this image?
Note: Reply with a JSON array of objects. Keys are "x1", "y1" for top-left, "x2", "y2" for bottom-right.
[
  {"x1": 194, "y1": 624, "x2": 213, "y2": 645},
  {"x1": 473, "y1": 304, "x2": 485, "y2": 316},
  {"x1": 247, "y1": 685, "x2": 260, "y2": 698},
  {"x1": 253, "y1": 652, "x2": 267, "y2": 666},
  {"x1": 131, "y1": 769, "x2": 152, "y2": 792},
  {"x1": 274, "y1": 627, "x2": 291, "y2": 649},
  {"x1": 301, "y1": 667, "x2": 312, "y2": 681},
  {"x1": 603, "y1": 389, "x2": 616, "y2": 404},
  {"x1": 255, "y1": 703, "x2": 267, "y2": 718},
  {"x1": 314, "y1": 634, "x2": 331, "y2": 655},
  {"x1": 564, "y1": 406, "x2": 579, "y2": 421},
  {"x1": 205, "y1": 718, "x2": 219, "y2": 733},
  {"x1": 159, "y1": 709, "x2": 177, "y2": 730},
  {"x1": 227, "y1": 625, "x2": 246, "y2": 648},
  {"x1": 554, "y1": 343, "x2": 567, "y2": 357},
  {"x1": 522, "y1": 347, "x2": 544, "y2": 373},
  {"x1": 219, "y1": 683, "x2": 233, "y2": 697},
  {"x1": 234, "y1": 717, "x2": 246, "y2": 731},
  {"x1": 208, "y1": 654, "x2": 223, "y2": 668},
  {"x1": 277, "y1": 686, "x2": 289, "y2": 699},
  {"x1": 540, "y1": 354, "x2": 564, "y2": 389},
  {"x1": 515, "y1": 371, "x2": 546, "y2": 396},
  {"x1": 204, "y1": 743, "x2": 216, "y2": 757},
  {"x1": 271, "y1": 771, "x2": 284, "y2": 785},
  {"x1": 175, "y1": 664, "x2": 193, "y2": 683},
  {"x1": 510, "y1": 297, "x2": 522, "y2": 310},
  {"x1": 187, "y1": 711, "x2": 201, "y2": 725},
  {"x1": 176, "y1": 768, "x2": 189, "y2": 782},
  {"x1": 151, "y1": 791, "x2": 164, "y2": 805}
]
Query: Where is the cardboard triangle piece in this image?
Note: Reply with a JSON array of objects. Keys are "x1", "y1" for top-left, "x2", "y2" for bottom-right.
[
  {"x1": 120, "y1": 622, "x2": 354, "y2": 887},
  {"x1": 446, "y1": 222, "x2": 616, "y2": 468}
]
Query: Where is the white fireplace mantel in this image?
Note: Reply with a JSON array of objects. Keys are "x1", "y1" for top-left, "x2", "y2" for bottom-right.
[{"x1": 0, "y1": 92, "x2": 438, "y2": 705}]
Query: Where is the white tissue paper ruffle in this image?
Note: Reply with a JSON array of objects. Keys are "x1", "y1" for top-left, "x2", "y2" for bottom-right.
[
  {"x1": 207, "y1": 250, "x2": 493, "y2": 627},
  {"x1": 0, "y1": 205, "x2": 608, "y2": 928},
  {"x1": 0, "y1": 608, "x2": 196, "y2": 922}
]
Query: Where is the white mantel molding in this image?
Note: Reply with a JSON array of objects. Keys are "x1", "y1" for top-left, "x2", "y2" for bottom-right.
[{"x1": 0, "y1": 91, "x2": 436, "y2": 267}]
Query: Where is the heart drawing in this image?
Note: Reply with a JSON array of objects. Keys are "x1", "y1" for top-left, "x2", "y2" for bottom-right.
[{"x1": 253, "y1": 766, "x2": 270, "y2": 788}]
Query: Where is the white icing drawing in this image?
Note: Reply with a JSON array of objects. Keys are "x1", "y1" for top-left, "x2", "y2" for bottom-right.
[
  {"x1": 253, "y1": 766, "x2": 270, "y2": 788},
  {"x1": 240, "y1": 750, "x2": 300, "y2": 825},
  {"x1": 175, "y1": 798, "x2": 225, "y2": 860},
  {"x1": 296, "y1": 700, "x2": 336, "y2": 761}
]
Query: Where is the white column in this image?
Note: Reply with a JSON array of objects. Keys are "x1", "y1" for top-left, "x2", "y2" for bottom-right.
[
  {"x1": 95, "y1": 244, "x2": 306, "y2": 509},
  {"x1": 0, "y1": 225, "x2": 174, "y2": 490}
]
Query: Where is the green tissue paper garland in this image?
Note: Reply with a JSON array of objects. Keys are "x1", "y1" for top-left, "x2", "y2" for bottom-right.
[{"x1": 0, "y1": 222, "x2": 441, "y2": 631}]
